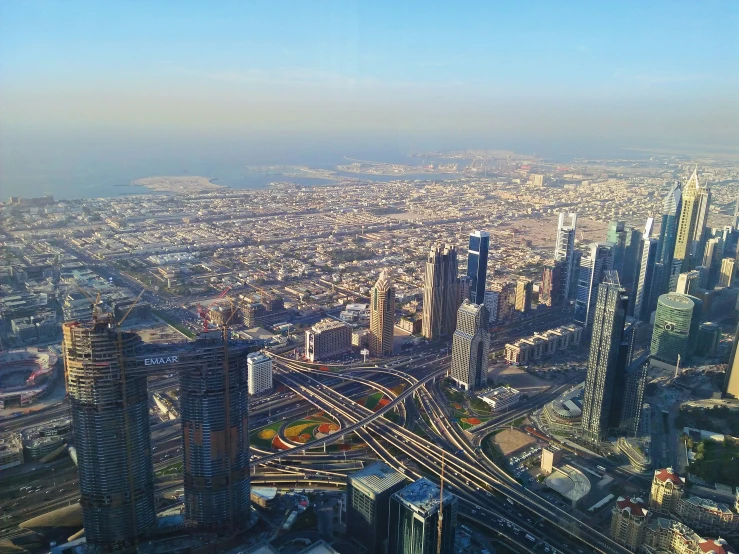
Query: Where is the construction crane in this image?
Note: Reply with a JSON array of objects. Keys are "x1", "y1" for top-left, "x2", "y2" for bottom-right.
[
  {"x1": 437, "y1": 453, "x2": 445, "y2": 554},
  {"x1": 196, "y1": 286, "x2": 232, "y2": 333},
  {"x1": 74, "y1": 283, "x2": 102, "y2": 319}
]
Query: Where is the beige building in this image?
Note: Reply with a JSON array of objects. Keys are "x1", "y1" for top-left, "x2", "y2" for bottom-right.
[
  {"x1": 643, "y1": 517, "x2": 735, "y2": 554},
  {"x1": 305, "y1": 319, "x2": 352, "y2": 362},
  {"x1": 674, "y1": 169, "x2": 711, "y2": 272},
  {"x1": 720, "y1": 258, "x2": 736, "y2": 287},
  {"x1": 650, "y1": 468, "x2": 685, "y2": 513},
  {"x1": 610, "y1": 496, "x2": 650, "y2": 551},
  {"x1": 515, "y1": 279, "x2": 533, "y2": 313},
  {"x1": 540, "y1": 446, "x2": 562, "y2": 475},
  {"x1": 675, "y1": 495, "x2": 739, "y2": 536},
  {"x1": 724, "y1": 325, "x2": 739, "y2": 398},
  {"x1": 369, "y1": 270, "x2": 395, "y2": 357}
]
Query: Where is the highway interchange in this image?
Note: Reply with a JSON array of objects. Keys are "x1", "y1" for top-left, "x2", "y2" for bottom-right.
[{"x1": 0, "y1": 262, "x2": 625, "y2": 554}]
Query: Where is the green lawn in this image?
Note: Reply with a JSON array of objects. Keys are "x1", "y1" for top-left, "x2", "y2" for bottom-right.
[
  {"x1": 688, "y1": 437, "x2": 739, "y2": 487},
  {"x1": 363, "y1": 391, "x2": 385, "y2": 410}
]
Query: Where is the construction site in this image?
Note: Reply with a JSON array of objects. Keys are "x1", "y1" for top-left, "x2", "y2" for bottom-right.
[{"x1": 62, "y1": 289, "x2": 259, "y2": 553}]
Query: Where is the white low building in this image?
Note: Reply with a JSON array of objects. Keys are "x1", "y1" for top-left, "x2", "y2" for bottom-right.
[
  {"x1": 479, "y1": 386, "x2": 521, "y2": 412},
  {"x1": 247, "y1": 352, "x2": 273, "y2": 395}
]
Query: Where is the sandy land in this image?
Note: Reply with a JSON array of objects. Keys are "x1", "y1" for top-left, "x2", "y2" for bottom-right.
[
  {"x1": 132, "y1": 176, "x2": 226, "y2": 193},
  {"x1": 492, "y1": 428, "x2": 535, "y2": 457},
  {"x1": 495, "y1": 216, "x2": 609, "y2": 248}
]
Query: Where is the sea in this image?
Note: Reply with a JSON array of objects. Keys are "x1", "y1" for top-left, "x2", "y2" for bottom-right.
[{"x1": 0, "y1": 137, "x2": 653, "y2": 201}]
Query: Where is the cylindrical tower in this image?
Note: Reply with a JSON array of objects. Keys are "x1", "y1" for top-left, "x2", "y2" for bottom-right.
[
  {"x1": 180, "y1": 335, "x2": 250, "y2": 530},
  {"x1": 650, "y1": 293, "x2": 697, "y2": 366},
  {"x1": 63, "y1": 318, "x2": 155, "y2": 552}
]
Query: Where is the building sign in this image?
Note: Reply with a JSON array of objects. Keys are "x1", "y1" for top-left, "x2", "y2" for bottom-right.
[{"x1": 144, "y1": 356, "x2": 179, "y2": 366}]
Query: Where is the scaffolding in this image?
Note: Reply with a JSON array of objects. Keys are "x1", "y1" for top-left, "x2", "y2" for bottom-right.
[{"x1": 63, "y1": 317, "x2": 253, "y2": 551}]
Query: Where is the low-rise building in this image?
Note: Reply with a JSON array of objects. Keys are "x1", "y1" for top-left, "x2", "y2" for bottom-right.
[
  {"x1": 504, "y1": 324, "x2": 582, "y2": 365},
  {"x1": 540, "y1": 445, "x2": 562, "y2": 475},
  {"x1": 247, "y1": 352, "x2": 273, "y2": 395},
  {"x1": 643, "y1": 517, "x2": 736, "y2": 554},
  {"x1": 0, "y1": 433, "x2": 24, "y2": 469},
  {"x1": 305, "y1": 319, "x2": 352, "y2": 362},
  {"x1": 478, "y1": 386, "x2": 521, "y2": 412}
]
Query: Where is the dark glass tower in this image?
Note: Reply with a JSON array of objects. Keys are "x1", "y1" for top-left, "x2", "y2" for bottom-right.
[
  {"x1": 388, "y1": 478, "x2": 457, "y2": 554},
  {"x1": 346, "y1": 462, "x2": 406, "y2": 553},
  {"x1": 632, "y1": 218, "x2": 658, "y2": 321},
  {"x1": 655, "y1": 181, "x2": 682, "y2": 295},
  {"x1": 581, "y1": 272, "x2": 631, "y2": 442},
  {"x1": 466, "y1": 230, "x2": 490, "y2": 304}
]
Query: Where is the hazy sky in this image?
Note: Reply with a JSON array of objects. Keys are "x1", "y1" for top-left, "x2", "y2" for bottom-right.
[{"x1": 1, "y1": 0, "x2": 738, "y2": 153}]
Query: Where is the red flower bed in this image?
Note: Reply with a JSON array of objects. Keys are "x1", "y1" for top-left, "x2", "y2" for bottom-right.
[
  {"x1": 465, "y1": 417, "x2": 482, "y2": 425},
  {"x1": 318, "y1": 423, "x2": 339, "y2": 433}
]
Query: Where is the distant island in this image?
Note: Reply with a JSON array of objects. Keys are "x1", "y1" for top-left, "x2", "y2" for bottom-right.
[{"x1": 131, "y1": 176, "x2": 226, "y2": 193}]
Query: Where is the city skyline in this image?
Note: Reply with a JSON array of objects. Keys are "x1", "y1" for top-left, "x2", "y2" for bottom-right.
[{"x1": 2, "y1": 3, "x2": 739, "y2": 552}]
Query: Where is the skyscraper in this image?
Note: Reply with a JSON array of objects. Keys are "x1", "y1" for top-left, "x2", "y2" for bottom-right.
[
  {"x1": 650, "y1": 293, "x2": 702, "y2": 370},
  {"x1": 63, "y1": 319, "x2": 254, "y2": 547},
  {"x1": 540, "y1": 260, "x2": 564, "y2": 307},
  {"x1": 450, "y1": 300, "x2": 489, "y2": 391},
  {"x1": 346, "y1": 462, "x2": 406, "y2": 554},
  {"x1": 607, "y1": 220, "x2": 627, "y2": 277},
  {"x1": 515, "y1": 278, "x2": 533, "y2": 313},
  {"x1": 180, "y1": 335, "x2": 251, "y2": 531},
  {"x1": 723, "y1": 325, "x2": 739, "y2": 399},
  {"x1": 63, "y1": 318, "x2": 156, "y2": 551},
  {"x1": 422, "y1": 244, "x2": 459, "y2": 340},
  {"x1": 675, "y1": 271, "x2": 701, "y2": 295},
  {"x1": 620, "y1": 352, "x2": 649, "y2": 437},
  {"x1": 581, "y1": 272, "x2": 631, "y2": 442},
  {"x1": 574, "y1": 242, "x2": 615, "y2": 330},
  {"x1": 466, "y1": 230, "x2": 490, "y2": 304},
  {"x1": 720, "y1": 257, "x2": 736, "y2": 287},
  {"x1": 654, "y1": 181, "x2": 682, "y2": 298},
  {"x1": 632, "y1": 218, "x2": 658, "y2": 322},
  {"x1": 369, "y1": 270, "x2": 395, "y2": 356},
  {"x1": 674, "y1": 169, "x2": 709, "y2": 272},
  {"x1": 555, "y1": 212, "x2": 578, "y2": 300},
  {"x1": 388, "y1": 478, "x2": 458, "y2": 554}
]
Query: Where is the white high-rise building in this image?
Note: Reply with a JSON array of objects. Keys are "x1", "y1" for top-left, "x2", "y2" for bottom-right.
[{"x1": 247, "y1": 352, "x2": 273, "y2": 395}]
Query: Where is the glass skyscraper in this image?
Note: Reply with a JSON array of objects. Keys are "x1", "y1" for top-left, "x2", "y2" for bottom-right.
[
  {"x1": 388, "y1": 478, "x2": 457, "y2": 554},
  {"x1": 346, "y1": 462, "x2": 407, "y2": 553},
  {"x1": 574, "y1": 242, "x2": 615, "y2": 330},
  {"x1": 581, "y1": 272, "x2": 632, "y2": 442},
  {"x1": 650, "y1": 293, "x2": 702, "y2": 368},
  {"x1": 554, "y1": 212, "x2": 578, "y2": 300},
  {"x1": 466, "y1": 230, "x2": 490, "y2": 304}
]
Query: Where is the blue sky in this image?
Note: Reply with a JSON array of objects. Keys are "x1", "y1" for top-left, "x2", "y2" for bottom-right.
[{"x1": 1, "y1": 1, "x2": 738, "y2": 148}]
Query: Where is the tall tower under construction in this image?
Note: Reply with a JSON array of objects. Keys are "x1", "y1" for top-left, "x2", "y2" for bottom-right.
[
  {"x1": 64, "y1": 319, "x2": 253, "y2": 549},
  {"x1": 63, "y1": 318, "x2": 156, "y2": 552},
  {"x1": 180, "y1": 333, "x2": 251, "y2": 530}
]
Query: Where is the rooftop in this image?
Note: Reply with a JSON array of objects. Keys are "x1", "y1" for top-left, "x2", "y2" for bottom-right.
[
  {"x1": 311, "y1": 318, "x2": 350, "y2": 332},
  {"x1": 349, "y1": 461, "x2": 406, "y2": 495},
  {"x1": 393, "y1": 477, "x2": 454, "y2": 516},
  {"x1": 654, "y1": 467, "x2": 685, "y2": 486},
  {"x1": 615, "y1": 496, "x2": 649, "y2": 518},
  {"x1": 699, "y1": 538, "x2": 736, "y2": 554}
]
